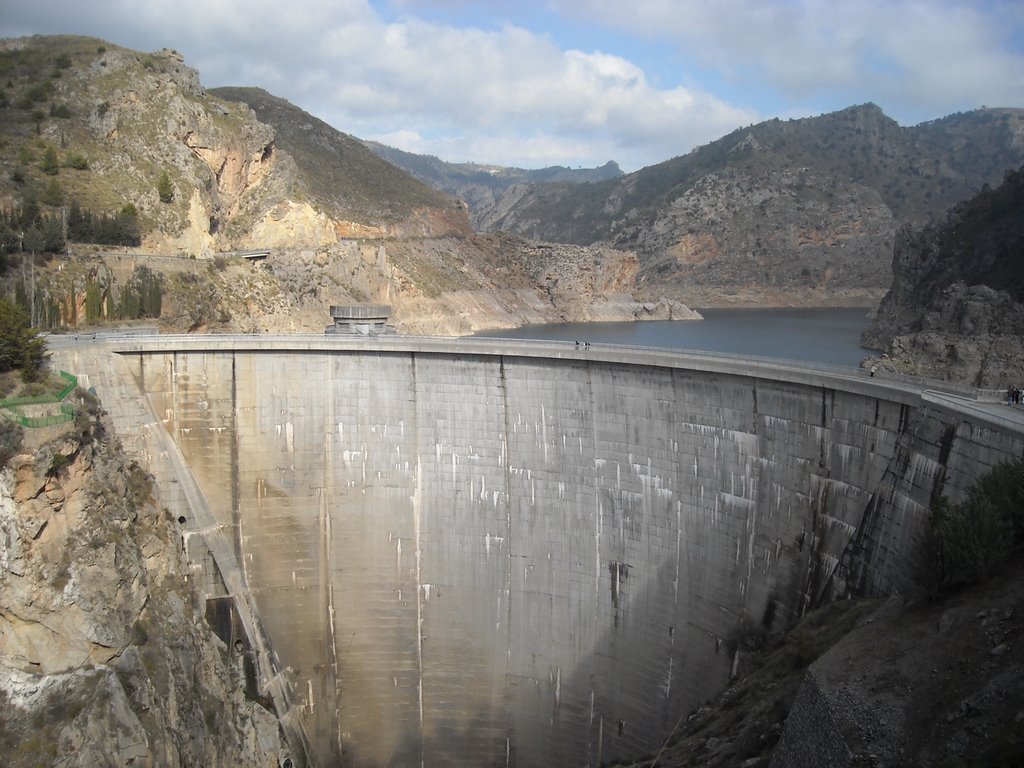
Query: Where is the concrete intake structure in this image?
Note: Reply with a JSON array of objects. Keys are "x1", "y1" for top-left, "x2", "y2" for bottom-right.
[{"x1": 52, "y1": 336, "x2": 1024, "y2": 767}]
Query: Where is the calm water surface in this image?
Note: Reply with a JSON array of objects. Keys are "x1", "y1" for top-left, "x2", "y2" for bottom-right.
[{"x1": 475, "y1": 307, "x2": 875, "y2": 368}]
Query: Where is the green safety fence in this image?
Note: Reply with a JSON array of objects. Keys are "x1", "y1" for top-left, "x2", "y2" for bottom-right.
[
  {"x1": 2, "y1": 401, "x2": 76, "y2": 428},
  {"x1": 0, "y1": 371, "x2": 79, "y2": 428}
]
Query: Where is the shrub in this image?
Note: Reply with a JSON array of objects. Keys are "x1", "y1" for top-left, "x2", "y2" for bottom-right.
[
  {"x1": 21, "y1": 81, "x2": 53, "y2": 105},
  {"x1": 0, "y1": 420, "x2": 24, "y2": 466},
  {"x1": 41, "y1": 178, "x2": 63, "y2": 206},
  {"x1": 48, "y1": 451, "x2": 70, "y2": 476},
  {"x1": 970, "y1": 460, "x2": 1024, "y2": 540},
  {"x1": 156, "y1": 170, "x2": 174, "y2": 203},
  {"x1": 915, "y1": 460, "x2": 1024, "y2": 596},
  {"x1": 933, "y1": 492, "x2": 1013, "y2": 586},
  {"x1": 64, "y1": 152, "x2": 88, "y2": 170},
  {"x1": 40, "y1": 146, "x2": 59, "y2": 175}
]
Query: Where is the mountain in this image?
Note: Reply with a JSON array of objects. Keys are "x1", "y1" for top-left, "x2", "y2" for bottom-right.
[
  {"x1": 861, "y1": 165, "x2": 1024, "y2": 386},
  {"x1": 464, "y1": 104, "x2": 1024, "y2": 307},
  {"x1": 0, "y1": 35, "x2": 672, "y2": 334},
  {"x1": 0, "y1": 35, "x2": 467, "y2": 249},
  {"x1": 2, "y1": 35, "x2": 1022, "y2": 332},
  {"x1": 208, "y1": 87, "x2": 463, "y2": 231},
  {"x1": 362, "y1": 140, "x2": 623, "y2": 230}
]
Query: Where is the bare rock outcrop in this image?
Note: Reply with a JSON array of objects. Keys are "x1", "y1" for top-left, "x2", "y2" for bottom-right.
[
  {"x1": 629, "y1": 167, "x2": 896, "y2": 303},
  {"x1": 0, "y1": 398, "x2": 285, "y2": 767},
  {"x1": 862, "y1": 166, "x2": 1024, "y2": 386},
  {"x1": 772, "y1": 565, "x2": 1024, "y2": 768}
]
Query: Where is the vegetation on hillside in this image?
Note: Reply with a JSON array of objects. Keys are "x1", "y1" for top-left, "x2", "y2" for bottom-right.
[
  {"x1": 209, "y1": 86, "x2": 460, "y2": 221},
  {"x1": 0, "y1": 297, "x2": 46, "y2": 381},
  {"x1": 916, "y1": 459, "x2": 1024, "y2": 597},
  {"x1": 0, "y1": 36, "x2": 159, "y2": 229}
]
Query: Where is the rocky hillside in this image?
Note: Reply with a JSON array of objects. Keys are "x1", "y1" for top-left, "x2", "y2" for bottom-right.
[
  {"x1": 0, "y1": 35, "x2": 667, "y2": 334},
  {"x1": 861, "y1": 165, "x2": 1024, "y2": 386},
  {"x1": 0, "y1": 36, "x2": 467, "y2": 250},
  {"x1": 619, "y1": 559, "x2": 1024, "y2": 768},
  {"x1": 0, "y1": 394, "x2": 287, "y2": 766},
  {"x1": 208, "y1": 87, "x2": 465, "y2": 237},
  {"x1": 363, "y1": 140, "x2": 623, "y2": 230},
  {"x1": 474, "y1": 104, "x2": 1024, "y2": 307}
]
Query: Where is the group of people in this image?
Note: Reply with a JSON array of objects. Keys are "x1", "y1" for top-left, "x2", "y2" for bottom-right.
[{"x1": 1008, "y1": 386, "x2": 1023, "y2": 405}]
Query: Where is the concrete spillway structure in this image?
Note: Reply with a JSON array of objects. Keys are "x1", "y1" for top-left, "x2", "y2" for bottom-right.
[{"x1": 53, "y1": 336, "x2": 1024, "y2": 766}]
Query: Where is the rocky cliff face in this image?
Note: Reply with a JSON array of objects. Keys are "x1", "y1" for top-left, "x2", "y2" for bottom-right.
[
  {"x1": 626, "y1": 165, "x2": 895, "y2": 306},
  {"x1": 0, "y1": 398, "x2": 286, "y2": 766},
  {"x1": 472, "y1": 104, "x2": 1024, "y2": 307},
  {"x1": 862, "y1": 166, "x2": 1024, "y2": 386},
  {"x1": 1, "y1": 36, "x2": 672, "y2": 333}
]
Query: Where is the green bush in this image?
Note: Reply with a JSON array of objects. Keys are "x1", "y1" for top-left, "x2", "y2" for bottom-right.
[
  {"x1": 41, "y1": 178, "x2": 63, "y2": 206},
  {"x1": 157, "y1": 170, "x2": 174, "y2": 203},
  {"x1": 20, "y1": 81, "x2": 53, "y2": 106},
  {"x1": 40, "y1": 145, "x2": 59, "y2": 175},
  {"x1": 64, "y1": 152, "x2": 88, "y2": 170},
  {"x1": 0, "y1": 419, "x2": 24, "y2": 466},
  {"x1": 934, "y1": 493, "x2": 1013, "y2": 586},
  {"x1": 970, "y1": 460, "x2": 1024, "y2": 540},
  {"x1": 48, "y1": 450, "x2": 69, "y2": 476},
  {"x1": 916, "y1": 460, "x2": 1024, "y2": 596}
]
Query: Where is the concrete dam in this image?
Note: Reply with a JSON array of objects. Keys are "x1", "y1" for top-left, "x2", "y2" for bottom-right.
[{"x1": 52, "y1": 336, "x2": 1024, "y2": 767}]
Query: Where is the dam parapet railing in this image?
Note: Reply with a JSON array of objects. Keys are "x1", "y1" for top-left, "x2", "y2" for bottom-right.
[
  {"x1": 54, "y1": 330, "x2": 1008, "y2": 407},
  {"x1": 47, "y1": 332, "x2": 1024, "y2": 434}
]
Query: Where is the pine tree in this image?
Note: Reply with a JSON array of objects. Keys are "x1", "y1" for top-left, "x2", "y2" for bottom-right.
[
  {"x1": 0, "y1": 298, "x2": 46, "y2": 381},
  {"x1": 42, "y1": 178, "x2": 63, "y2": 206}
]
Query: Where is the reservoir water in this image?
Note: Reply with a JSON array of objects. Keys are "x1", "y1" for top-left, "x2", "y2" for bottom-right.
[{"x1": 475, "y1": 306, "x2": 876, "y2": 368}]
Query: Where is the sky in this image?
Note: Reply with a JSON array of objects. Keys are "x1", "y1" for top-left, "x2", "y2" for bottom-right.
[{"x1": 2, "y1": 1, "x2": 1023, "y2": 172}]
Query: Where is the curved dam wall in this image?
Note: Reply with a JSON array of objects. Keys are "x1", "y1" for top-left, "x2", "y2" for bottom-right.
[{"x1": 54, "y1": 337, "x2": 1024, "y2": 766}]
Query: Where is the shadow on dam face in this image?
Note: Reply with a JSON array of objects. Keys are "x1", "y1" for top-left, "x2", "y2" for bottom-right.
[{"x1": 107, "y1": 343, "x2": 1023, "y2": 766}]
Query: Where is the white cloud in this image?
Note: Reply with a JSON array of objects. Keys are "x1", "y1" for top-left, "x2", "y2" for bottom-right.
[
  {"x1": 1, "y1": 0, "x2": 1019, "y2": 172},
  {"x1": 549, "y1": 0, "x2": 1024, "y2": 122}
]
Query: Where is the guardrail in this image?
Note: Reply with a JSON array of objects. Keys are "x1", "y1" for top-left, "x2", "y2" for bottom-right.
[
  {"x1": 58, "y1": 330, "x2": 997, "y2": 403},
  {"x1": 3, "y1": 401, "x2": 76, "y2": 429}
]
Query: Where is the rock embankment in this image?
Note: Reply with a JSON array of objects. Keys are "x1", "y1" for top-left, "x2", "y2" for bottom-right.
[
  {"x1": 772, "y1": 562, "x2": 1024, "y2": 768},
  {"x1": 862, "y1": 167, "x2": 1024, "y2": 386},
  {"x1": 0, "y1": 395, "x2": 285, "y2": 767},
  {"x1": 63, "y1": 231, "x2": 699, "y2": 337},
  {"x1": 627, "y1": 166, "x2": 897, "y2": 306}
]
